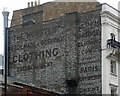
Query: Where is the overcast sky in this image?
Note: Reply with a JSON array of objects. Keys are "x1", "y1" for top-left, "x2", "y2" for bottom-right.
[{"x1": 0, "y1": 0, "x2": 119, "y2": 54}]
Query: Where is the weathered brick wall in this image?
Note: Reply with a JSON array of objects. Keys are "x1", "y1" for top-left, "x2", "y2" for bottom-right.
[
  {"x1": 9, "y1": 2, "x2": 102, "y2": 94},
  {"x1": 9, "y1": 12, "x2": 72, "y2": 93},
  {"x1": 11, "y1": 2, "x2": 101, "y2": 27},
  {"x1": 43, "y1": 2, "x2": 100, "y2": 21},
  {"x1": 76, "y1": 10, "x2": 102, "y2": 94}
]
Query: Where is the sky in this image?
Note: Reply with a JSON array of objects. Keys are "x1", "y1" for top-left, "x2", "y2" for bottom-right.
[{"x1": 0, "y1": 0, "x2": 119, "y2": 55}]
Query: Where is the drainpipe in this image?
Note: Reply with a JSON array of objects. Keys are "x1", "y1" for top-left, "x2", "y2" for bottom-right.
[{"x1": 2, "y1": 8, "x2": 9, "y2": 96}]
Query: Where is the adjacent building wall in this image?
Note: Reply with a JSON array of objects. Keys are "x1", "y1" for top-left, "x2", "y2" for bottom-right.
[
  {"x1": 101, "y1": 4, "x2": 120, "y2": 95},
  {"x1": 118, "y1": 1, "x2": 120, "y2": 95}
]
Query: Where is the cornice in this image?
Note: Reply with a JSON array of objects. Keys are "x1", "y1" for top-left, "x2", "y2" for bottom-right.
[{"x1": 101, "y1": 11, "x2": 120, "y2": 24}]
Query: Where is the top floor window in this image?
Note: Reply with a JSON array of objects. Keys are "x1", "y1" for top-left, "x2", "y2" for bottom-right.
[{"x1": 111, "y1": 60, "x2": 116, "y2": 75}]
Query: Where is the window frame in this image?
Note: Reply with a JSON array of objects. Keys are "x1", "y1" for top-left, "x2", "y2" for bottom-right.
[{"x1": 110, "y1": 59, "x2": 116, "y2": 75}]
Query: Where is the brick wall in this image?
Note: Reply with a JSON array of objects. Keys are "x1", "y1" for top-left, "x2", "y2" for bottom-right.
[
  {"x1": 10, "y1": 2, "x2": 101, "y2": 27},
  {"x1": 9, "y1": 2, "x2": 102, "y2": 94},
  {"x1": 76, "y1": 10, "x2": 102, "y2": 94}
]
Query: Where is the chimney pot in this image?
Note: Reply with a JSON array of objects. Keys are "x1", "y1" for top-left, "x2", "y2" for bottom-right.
[
  {"x1": 31, "y1": 2, "x2": 33, "y2": 7},
  {"x1": 35, "y1": 1, "x2": 37, "y2": 6},
  {"x1": 28, "y1": 2, "x2": 30, "y2": 8},
  {"x1": 38, "y1": 0, "x2": 40, "y2": 5}
]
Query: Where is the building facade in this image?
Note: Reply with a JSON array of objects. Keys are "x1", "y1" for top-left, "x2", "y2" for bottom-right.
[
  {"x1": 8, "y1": 1, "x2": 120, "y2": 95},
  {"x1": 0, "y1": 55, "x2": 4, "y2": 74},
  {"x1": 101, "y1": 4, "x2": 120, "y2": 94}
]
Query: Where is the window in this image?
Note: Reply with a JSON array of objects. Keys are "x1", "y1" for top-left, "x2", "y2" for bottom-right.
[
  {"x1": 110, "y1": 84, "x2": 117, "y2": 96},
  {"x1": 110, "y1": 33, "x2": 115, "y2": 40},
  {"x1": 111, "y1": 60, "x2": 116, "y2": 74},
  {"x1": 111, "y1": 89, "x2": 116, "y2": 96}
]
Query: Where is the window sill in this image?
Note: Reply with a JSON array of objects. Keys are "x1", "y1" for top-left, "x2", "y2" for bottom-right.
[{"x1": 110, "y1": 73, "x2": 117, "y2": 77}]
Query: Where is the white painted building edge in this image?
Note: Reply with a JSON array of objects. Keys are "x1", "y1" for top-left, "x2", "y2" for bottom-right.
[
  {"x1": 0, "y1": 55, "x2": 3, "y2": 69},
  {"x1": 101, "y1": 3, "x2": 120, "y2": 95},
  {"x1": 102, "y1": 3, "x2": 119, "y2": 18}
]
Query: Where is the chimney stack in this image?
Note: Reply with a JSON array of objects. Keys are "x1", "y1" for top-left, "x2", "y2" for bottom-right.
[
  {"x1": 31, "y1": 2, "x2": 33, "y2": 7},
  {"x1": 28, "y1": 2, "x2": 30, "y2": 8}
]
